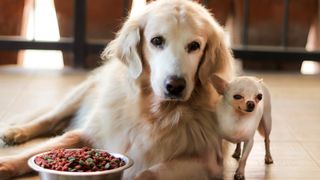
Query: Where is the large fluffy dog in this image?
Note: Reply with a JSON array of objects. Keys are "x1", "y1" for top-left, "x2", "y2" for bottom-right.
[{"x1": 0, "y1": 0, "x2": 233, "y2": 179}]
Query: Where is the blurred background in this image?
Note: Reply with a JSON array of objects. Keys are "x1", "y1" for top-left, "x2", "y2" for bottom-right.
[
  {"x1": 0, "y1": 0, "x2": 320, "y2": 74},
  {"x1": 1, "y1": 1, "x2": 320, "y2": 179}
]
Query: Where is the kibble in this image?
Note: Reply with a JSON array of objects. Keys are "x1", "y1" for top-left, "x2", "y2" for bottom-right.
[{"x1": 34, "y1": 147, "x2": 125, "y2": 172}]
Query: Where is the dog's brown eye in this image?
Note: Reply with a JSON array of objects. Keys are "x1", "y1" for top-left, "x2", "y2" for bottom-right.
[
  {"x1": 233, "y1": 94, "x2": 243, "y2": 100},
  {"x1": 257, "y1": 94, "x2": 263, "y2": 101},
  {"x1": 151, "y1": 36, "x2": 165, "y2": 48},
  {"x1": 187, "y1": 41, "x2": 200, "y2": 53}
]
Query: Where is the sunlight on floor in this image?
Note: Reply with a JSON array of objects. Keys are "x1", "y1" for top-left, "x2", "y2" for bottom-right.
[{"x1": 22, "y1": 0, "x2": 63, "y2": 69}]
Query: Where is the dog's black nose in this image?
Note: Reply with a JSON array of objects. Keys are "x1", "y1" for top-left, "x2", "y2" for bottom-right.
[
  {"x1": 246, "y1": 101, "x2": 255, "y2": 112},
  {"x1": 165, "y1": 76, "x2": 186, "y2": 97}
]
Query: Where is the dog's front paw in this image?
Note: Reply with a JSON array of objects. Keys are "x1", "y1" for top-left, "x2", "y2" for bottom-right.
[
  {"x1": 0, "y1": 157, "x2": 19, "y2": 180},
  {"x1": 1, "y1": 127, "x2": 29, "y2": 145},
  {"x1": 265, "y1": 155, "x2": 274, "y2": 164},
  {"x1": 234, "y1": 171, "x2": 245, "y2": 180},
  {"x1": 135, "y1": 170, "x2": 158, "y2": 180}
]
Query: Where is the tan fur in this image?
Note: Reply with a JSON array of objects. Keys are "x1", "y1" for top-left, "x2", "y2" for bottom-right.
[{"x1": 0, "y1": 0, "x2": 234, "y2": 179}]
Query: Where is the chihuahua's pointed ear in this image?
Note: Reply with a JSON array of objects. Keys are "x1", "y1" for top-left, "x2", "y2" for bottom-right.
[
  {"x1": 101, "y1": 17, "x2": 142, "y2": 79},
  {"x1": 210, "y1": 74, "x2": 229, "y2": 95},
  {"x1": 198, "y1": 26, "x2": 234, "y2": 85}
]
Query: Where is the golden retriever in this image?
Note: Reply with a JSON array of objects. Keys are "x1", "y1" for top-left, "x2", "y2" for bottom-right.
[{"x1": 0, "y1": 0, "x2": 234, "y2": 179}]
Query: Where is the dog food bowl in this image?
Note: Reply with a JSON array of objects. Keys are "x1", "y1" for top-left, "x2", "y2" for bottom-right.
[{"x1": 28, "y1": 149, "x2": 133, "y2": 180}]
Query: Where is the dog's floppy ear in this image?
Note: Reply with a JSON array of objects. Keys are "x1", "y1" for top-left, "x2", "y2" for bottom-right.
[
  {"x1": 198, "y1": 28, "x2": 234, "y2": 85},
  {"x1": 101, "y1": 17, "x2": 142, "y2": 79},
  {"x1": 210, "y1": 74, "x2": 229, "y2": 95}
]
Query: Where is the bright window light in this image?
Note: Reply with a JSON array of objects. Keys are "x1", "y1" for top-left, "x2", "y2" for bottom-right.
[
  {"x1": 22, "y1": 0, "x2": 63, "y2": 69},
  {"x1": 301, "y1": 60, "x2": 320, "y2": 75}
]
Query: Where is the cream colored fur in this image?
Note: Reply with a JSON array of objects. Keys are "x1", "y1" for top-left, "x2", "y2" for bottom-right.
[
  {"x1": 211, "y1": 75, "x2": 273, "y2": 180},
  {"x1": 0, "y1": 0, "x2": 234, "y2": 179}
]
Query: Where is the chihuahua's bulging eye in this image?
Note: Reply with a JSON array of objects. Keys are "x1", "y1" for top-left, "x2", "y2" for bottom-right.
[
  {"x1": 187, "y1": 41, "x2": 200, "y2": 53},
  {"x1": 233, "y1": 94, "x2": 243, "y2": 100},
  {"x1": 151, "y1": 36, "x2": 165, "y2": 48},
  {"x1": 257, "y1": 94, "x2": 263, "y2": 101}
]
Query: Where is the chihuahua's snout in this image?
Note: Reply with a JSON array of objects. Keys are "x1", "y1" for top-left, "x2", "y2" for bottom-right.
[
  {"x1": 164, "y1": 76, "x2": 186, "y2": 98},
  {"x1": 246, "y1": 101, "x2": 255, "y2": 112}
]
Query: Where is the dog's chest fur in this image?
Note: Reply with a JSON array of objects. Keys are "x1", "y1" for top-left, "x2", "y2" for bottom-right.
[
  {"x1": 216, "y1": 101, "x2": 263, "y2": 143},
  {"x1": 132, "y1": 78, "x2": 219, "y2": 165},
  {"x1": 79, "y1": 60, "x2": 220, "y2": 178}
]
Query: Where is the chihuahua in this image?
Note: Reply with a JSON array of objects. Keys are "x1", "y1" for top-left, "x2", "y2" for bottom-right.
[{"x1": 211, "y1": 75, "x2": 273, "y2": 180}]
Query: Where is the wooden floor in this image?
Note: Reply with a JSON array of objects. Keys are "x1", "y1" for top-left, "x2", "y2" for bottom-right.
[{"x1": 0, "y1": 66, "x2": 320, "y2": 179}]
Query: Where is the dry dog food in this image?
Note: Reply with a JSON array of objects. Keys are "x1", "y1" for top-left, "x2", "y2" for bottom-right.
[{"x1": 34, "y1": 147, "x2": 125, "y2": 172}]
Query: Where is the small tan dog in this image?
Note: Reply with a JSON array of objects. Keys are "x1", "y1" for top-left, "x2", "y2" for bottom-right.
[{"x1": 211, "y1": 75, "x2": 273, "y2": 180}]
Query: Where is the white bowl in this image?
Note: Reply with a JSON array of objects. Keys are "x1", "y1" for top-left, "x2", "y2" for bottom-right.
[{"x1": 28, "y1": 149, "x2": 133, "y2": 180}]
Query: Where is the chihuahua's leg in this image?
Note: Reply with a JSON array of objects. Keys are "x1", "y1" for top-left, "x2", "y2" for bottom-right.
[
  {"x1": 264, "y1": 136, "x2": 273, "y2": 164},
  {"x1": 232, "y1": 143, "x2": 242, "y2": 159},
  {"x1": 258, "y1": 115, "x2": 274, "y2": 164},
  {"x1": 234, "y1": 139, "x2": 253, "y2": 180},
  {"x1": 1, "y1": 79, "x2": 94, "y2": 145},
  {"x1": 260, "y1": 84, "x2": 274, "y2": 164},
  {"x1": 0, "y1": 129, "x2": 87, "y2": 179}
]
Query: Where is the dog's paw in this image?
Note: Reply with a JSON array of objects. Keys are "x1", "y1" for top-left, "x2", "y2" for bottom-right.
[
  {"x1": 0, "y1": 157, "x2": 19, "y2": 180},
  {"x1": 265, "y1": 155, "x2": 274, "y2": 164},
  {"x1": 234, "y1": 172, "x2": 245, "y2": 180},
  {"x1": 1, "y1": 127, "x2": 29, "y2": 145}
]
